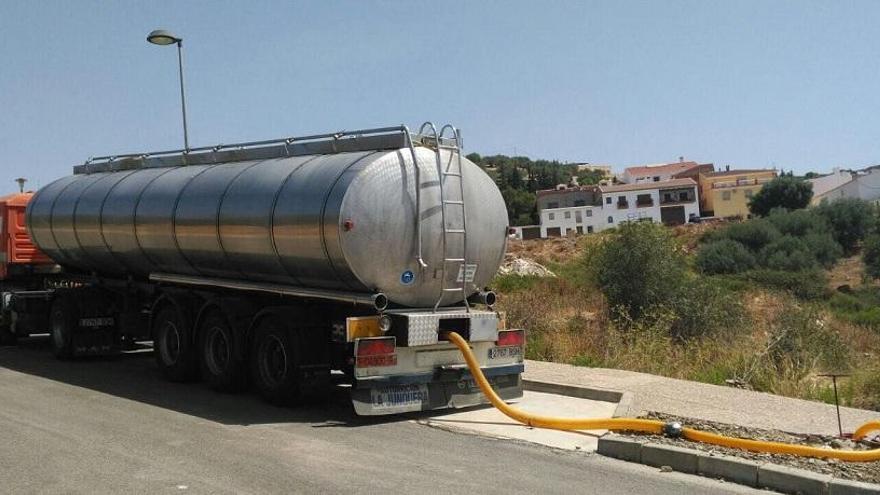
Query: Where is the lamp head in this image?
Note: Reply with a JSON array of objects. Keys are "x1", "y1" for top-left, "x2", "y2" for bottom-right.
[{"x1": 147, "y1": 29, "x2": 181, "y2": 46}]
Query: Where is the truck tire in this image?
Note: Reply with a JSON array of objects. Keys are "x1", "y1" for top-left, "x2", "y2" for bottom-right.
[
  {"x1": 198, "y1": 312, "x2": 246, "y2": 392},
  {"x1": 250, "y1": 316, "x2": 303, "y2": 406},
  {"x1": 50, "y1": 296, "x2": 75, "y2": 359},
  {"x1": 153, "y1": 305, "x2": 198, "y2": 382}
]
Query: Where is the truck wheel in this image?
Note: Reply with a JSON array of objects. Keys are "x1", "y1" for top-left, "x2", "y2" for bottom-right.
[
  {"x1": 199, "y1": 312, "x2": 246, "y2": 392},
  {"x1": 50, "y1": 296, "x2": 76, "y2": 359},
  {"x1": 153, "y1": 305, "x2": 197, "y2": 382},
  {"x1": 250, "y1": 317, "x2": 303, "y2": 406}
]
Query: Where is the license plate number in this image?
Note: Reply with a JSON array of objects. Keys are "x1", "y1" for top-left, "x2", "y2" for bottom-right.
[
  {"x1": 488, "y1": 346, "x2": 522, "y2": 359},
  {"x1": 370, "y1": 384, "x2": 428, "y2": 409},
  {"x1": 78, "y1": 317, "x2": 115, "y2": 328}
]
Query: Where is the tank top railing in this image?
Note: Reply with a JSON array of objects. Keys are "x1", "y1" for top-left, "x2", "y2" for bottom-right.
[{"x1": 76, "y1": 125, "x2": 421, "y2": 175}]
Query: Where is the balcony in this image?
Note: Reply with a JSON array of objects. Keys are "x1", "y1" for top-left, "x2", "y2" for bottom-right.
[
  {"x1": 660, "y1": 188, "x2": 696, "y2": 205},
  {"x1": 711, "y1": 178, "x2": 772, "y2": 189}
]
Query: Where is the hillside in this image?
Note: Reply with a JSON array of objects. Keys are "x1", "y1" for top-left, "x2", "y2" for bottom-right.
[{"x1": 496, "y1": 221, "x2": 880, "y2": 411}]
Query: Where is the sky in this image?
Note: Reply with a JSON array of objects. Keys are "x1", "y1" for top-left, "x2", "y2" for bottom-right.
[{"x1": 1, "y1": 1, "x2": 879, "y2": 189}]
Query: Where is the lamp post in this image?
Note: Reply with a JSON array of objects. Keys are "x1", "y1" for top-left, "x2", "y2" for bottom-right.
[
  {"x1": 147, "y1": 29, "x2": 189, "y2": 151},
  {"x1": 14, "y1": 178, "x2": 26, "y2": 193}
]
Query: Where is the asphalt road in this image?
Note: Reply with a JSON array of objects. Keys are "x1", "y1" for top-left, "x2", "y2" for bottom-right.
[{"x1": 0, "y1": 338, "x2": 764, "y2": 495}]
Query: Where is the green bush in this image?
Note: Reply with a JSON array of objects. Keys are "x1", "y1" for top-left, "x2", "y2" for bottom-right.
[
  {"x1": 815, "y1": 198, "x2": 877, "y2": 254},
  {"x1": 759, "y1": 236, "x2": 818, "y2": 271},
  {"x1": 738, "y1": 269, "x2": 829, "y2": 300},
  {"x1": 591, "y1": 222, "x2": 686, "y2": 320},
  {"x1": 829, "y1": 288, "x2": 880, "y2": 328},
  {"x1": 748, "y1": 175, "x2": 813, "y2": 217},
  {"x1": 666, "y1": 277, "x2": 744, "y2": 340},
  {"x1": 802, "y1": 231, "x2": 843, "y2": 268},
  {"x1": 766, "y1": 208, "x2": 827, "y2": 237},
  {"x1": 720, "y1": 220, "x2": 781, "y2": 252},
  {"x1": 862, "y1": 233, "x2": 880, "y2": 280},
  {"x1": 696, "y1": 240, "x2": 756, "y2": 274}
]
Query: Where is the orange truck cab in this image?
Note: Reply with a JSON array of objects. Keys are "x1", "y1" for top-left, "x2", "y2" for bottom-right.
[
  {"x1": 1, "y1": 192, "x2": 57, "y2": 344},
  {"x1": 0, "y1": 192, "x2": 54, "y2": 280}
]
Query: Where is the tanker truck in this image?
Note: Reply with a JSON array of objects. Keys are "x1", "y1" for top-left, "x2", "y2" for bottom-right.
[{"x1": 0, "y1": 123, "x2": 524, "y2": 415}]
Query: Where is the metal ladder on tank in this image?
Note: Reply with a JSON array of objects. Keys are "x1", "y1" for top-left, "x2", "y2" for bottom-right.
[{"x1": 419, "y1": 123, "x2": 470, "y2": 312}]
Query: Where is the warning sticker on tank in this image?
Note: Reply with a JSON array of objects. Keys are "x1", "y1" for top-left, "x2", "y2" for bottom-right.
[{"x1": 456, "y1": 264, "x2": 478, "y2": 283}]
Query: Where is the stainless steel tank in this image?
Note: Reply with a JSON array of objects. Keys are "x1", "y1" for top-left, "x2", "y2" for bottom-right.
[{"x1": 27, "y1": 140, "x2": 509, "y2": 308}]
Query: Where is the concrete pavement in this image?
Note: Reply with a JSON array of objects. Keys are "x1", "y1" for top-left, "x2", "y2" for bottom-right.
[
  {"x1": 523, "y1": 359, "x2": 879, "y2": 435},
  {"x1": 0, "y1": 338, "x2": 763, "y2": 494},
  {"x1": 424, "y1": 391, "x2": 617, "y2": 451}
]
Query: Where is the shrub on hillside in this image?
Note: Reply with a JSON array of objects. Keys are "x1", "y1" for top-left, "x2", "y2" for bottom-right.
[
  {"x1": 767, "y1": 306, "x2": 848, "y2": 372},
  {"x1": 802, "y1": 231, "x2": 843, "y2": 268},
  {"x1": 765, "y1": 208, "x2": 827, "y2": 237},
  {"x1": 720, "y1": 220, "x2": 781, "y2": 252},
  {"x1": 591, "y1": 222, "x2": 686, "y2": 320},
  {"x1": 739, "y1": 269, "x2": 829, "y2": 300},
  {"x1": 667, "y1": 278, "x2": 744, "y2": 340},
  {"x1": 696, "y1": 239, "x2": 756, "y2": 274},
  {"x1": 862, "y1": 234, "x2": 880, "y2": 280},
  {"x1": 759, "y1": 236, "x2": 818, "y2": 271},
  {"x1": 748, "y1": 175, "x2": 813, "y2": 217},
  {"x1": 815, "y1": 198, "x2": 877, "y2": 254}
]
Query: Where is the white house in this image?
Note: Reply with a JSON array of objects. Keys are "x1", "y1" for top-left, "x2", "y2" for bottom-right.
[
  {"x1": 808, "y1": 167, "x2": 854, "y2": 205},
  {"x1": 812, "y1": 166, "x2": 880, "y2": 205},
  {"x1": 537, "y1": 178, "x2": 700, "y2": 238}
]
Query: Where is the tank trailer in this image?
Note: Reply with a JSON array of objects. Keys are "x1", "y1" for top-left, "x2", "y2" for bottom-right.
[{"x1": 0, "y1": 124, "x2": 524, "y2": 414}]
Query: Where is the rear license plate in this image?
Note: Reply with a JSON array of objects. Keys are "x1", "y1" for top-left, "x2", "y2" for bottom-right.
[
  {"x1": 370, "y1": 384, "x2": 428, "y2": 410},
  {"x1": 488, "y1": 346, "x2": 522, "y2": 360}
]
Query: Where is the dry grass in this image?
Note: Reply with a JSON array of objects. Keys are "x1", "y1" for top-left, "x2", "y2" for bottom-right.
[{"x1": 495, "y1": 243, "x2": 880, "y2": 411}]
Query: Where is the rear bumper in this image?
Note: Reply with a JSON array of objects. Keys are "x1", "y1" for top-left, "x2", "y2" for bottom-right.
[{"x1": 351, "y1": 364, "x2": 523, "y2": 416}]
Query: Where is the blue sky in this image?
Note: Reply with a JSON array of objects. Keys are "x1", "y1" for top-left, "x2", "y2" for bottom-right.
[{"x1": 1, "y1": 1, "x2": 878, "y2": 189}]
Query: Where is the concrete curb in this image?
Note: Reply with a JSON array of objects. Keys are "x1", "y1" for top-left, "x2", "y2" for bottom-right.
[
  {"x1": 522, "y1": 379, "x2": 636, "y2": 418},
  {"x1": 523, "y1": 379, "x2": 621, "y2": 403},
  {"x1": 596, "y1": 434, "x2": 880, "y2": 494}
]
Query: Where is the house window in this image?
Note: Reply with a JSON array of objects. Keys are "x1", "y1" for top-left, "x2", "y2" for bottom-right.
[
  {"x1": 745, "y1": 189, "x2": 754, "y2": 198},
  {"x1": 607, "y1": 216, "x2": 614, "y2": 224},
  {"x1": 564, "y1": 211, "x2": 571, "y2": 219},
  {"x1": 663, "y1": 192, "x2": 673, "y2": 202},
  {"x1": 586, "y1": 209, "x2": 593, "y2": 217},
  {"x1": 605, "y1": 197, "x2": 612, "y2": 205},
  {"x1": 587, "y1": 226, "x2": 594, "y2": 233},
  {"x1": 653, "y1": 176, "x2": 660, "y2": 182},
  {"x1": 547, "y1": 202, "x2": 559, "y2": 209},
  {"x1": 617, "y1": 195, "x2": 628, "y2": 208},
  {"x1": 722, "y1": 191, "x2": 731, "y2": 201},
  {"x1": 548, "y1": 213, "x2": 555, "y2": 220},
  {"x1": 679, "y1": 191, "x2": 689, "y2": 201},
  {"x1": 575, "y1": 211, "x2": 582, "y2": 223},
  {"x1": 636, "y1": 194, "x2": 652, "y2": 207}
]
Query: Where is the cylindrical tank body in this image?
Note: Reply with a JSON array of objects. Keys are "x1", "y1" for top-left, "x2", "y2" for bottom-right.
[{"x1": 27, "y1": 148, "x2": 509, "y2": 307}]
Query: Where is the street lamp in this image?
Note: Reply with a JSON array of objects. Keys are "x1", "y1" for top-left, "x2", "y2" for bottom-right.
[
  {"x1": 15, "y1": 178, "x2": 26, "y2": 193},
  {"x1": 147, "y1": 29, "x2": 190, "y2": 151}
]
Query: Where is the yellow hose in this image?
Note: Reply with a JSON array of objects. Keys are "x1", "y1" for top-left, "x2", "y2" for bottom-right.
[{"x1": 445, "y1": 332, "x2": 880, "y2": 462}]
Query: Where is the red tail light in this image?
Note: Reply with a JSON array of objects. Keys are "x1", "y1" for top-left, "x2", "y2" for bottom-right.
[
  {"x1": 355, "y1": 337, "x2": 397, "y2": 367},
  {"x1": 496, "y1": 329, "x2": 524, "y2": 347}
]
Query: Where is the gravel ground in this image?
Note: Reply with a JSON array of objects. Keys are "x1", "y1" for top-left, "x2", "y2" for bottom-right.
[{"x1": 620, "y1": 412, "x2": 880, "y2": 485}]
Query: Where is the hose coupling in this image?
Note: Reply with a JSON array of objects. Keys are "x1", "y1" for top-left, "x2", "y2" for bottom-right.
[{"x1": 662, "y1": 422, "x2": 683, "y2": 438}]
